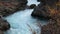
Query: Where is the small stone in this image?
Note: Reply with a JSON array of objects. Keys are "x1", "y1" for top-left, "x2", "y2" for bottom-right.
[{"x1": 29, "y1": 4, "x2": 36, "y2": 9}]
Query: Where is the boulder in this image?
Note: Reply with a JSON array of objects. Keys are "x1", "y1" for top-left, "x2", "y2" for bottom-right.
[
  {"x1": 31, "y1": 0, "x2": 60, "y2": 20},
  {"x1": 32, "y1": 0, "x2": 60, "y2": 34},
  {"x1": 29, "y1": 4, "x2": 36, "y2": 9},
  {"x1": 0, "y1": 18, "x2": 10, "y2": 31}
]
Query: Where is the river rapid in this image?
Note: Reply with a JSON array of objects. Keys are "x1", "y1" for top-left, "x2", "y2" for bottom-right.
[{"x1": 4, "y1": 0, "x2": 48, "y2": 34}]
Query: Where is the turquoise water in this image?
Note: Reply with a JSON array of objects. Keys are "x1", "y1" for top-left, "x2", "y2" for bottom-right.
[{"x1": 4, "y1": 0, "x2": 47, "y2": 34}]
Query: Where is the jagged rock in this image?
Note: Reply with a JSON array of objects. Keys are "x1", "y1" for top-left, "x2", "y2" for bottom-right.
[
  {"x1": 0, "y1": 18, "x2": 10, "y2": 31},
  {"x1": 0, "y1": 0, "x2": 27, "y2": 17},
  {"x1": 29, "y1": 4, "x2": 36, "y2": 9}
]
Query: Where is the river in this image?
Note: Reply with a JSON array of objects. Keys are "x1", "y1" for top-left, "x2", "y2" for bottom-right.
[{"x1": 4, "y1": 0, "x2": 48, "y2": 34}]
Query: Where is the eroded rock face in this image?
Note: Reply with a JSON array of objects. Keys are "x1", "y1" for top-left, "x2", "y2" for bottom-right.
[
  {"x1": 0, "y1": 0, "x2": 27, "y2": 17},
  {"x1": 31, "y1": 0, "x2": 59, "y2": 20}
]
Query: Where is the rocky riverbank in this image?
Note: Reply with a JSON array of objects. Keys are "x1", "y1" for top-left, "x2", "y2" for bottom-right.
[
  {"x1": 0, "y1": 0, "x2": 60, "y2": 34},
  {"x1": 31, "y1": 0, "x2": 60, "y2": 34},
  {"x1": 0, "y1": 0, "x2": 27, "y2": 34},
  {"x1": 31, "y1": 0, "x2": 59, "y2": 19}
]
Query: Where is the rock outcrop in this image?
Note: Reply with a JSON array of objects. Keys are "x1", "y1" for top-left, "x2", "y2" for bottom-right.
[
  {"x1": 31, "y1": 0, "x2": 59, "y2": 20},
  {"x1": 0, "y1": 18, "x2": 10, "y2": 31},
  {"x1": 31, "y1": 0, "x2": 60, "y2": 34},
  {"x1": 0, "y1": 0, "x2": 27, "y2": 17}
]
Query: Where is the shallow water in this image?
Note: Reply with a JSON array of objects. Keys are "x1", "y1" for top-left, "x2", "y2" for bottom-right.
[{"x1": 4, "y1": 0, "x2": 47, "y2": 34}]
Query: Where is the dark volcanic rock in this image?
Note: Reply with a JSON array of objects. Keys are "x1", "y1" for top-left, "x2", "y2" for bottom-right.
[
  {"x1": 0, "y1": 0, "x2": 27, "y2": 17},
  {"x1": 31, "y1": 0, "x2": 60, "y2": 20},
  {"x1": 29, "y1": 4, "x2": 36, "y2": 9},
  {"x1": 0, "y1": 18, "x2": 10, "y2": 31}
]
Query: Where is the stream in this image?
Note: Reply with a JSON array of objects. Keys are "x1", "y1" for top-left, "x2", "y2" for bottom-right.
[{"x1": 4, "y1": 0, "x2": 48, "y2": 34}]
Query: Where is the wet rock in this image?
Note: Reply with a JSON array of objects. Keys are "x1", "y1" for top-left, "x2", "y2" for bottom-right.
[
  {"x1": 32, "y1": 1, "x2": 60, "y2": 34},
  {"x1": 37, "y1": 0, "x2": 45, "y2": 2},
  {"x1": 0, "y1": 18, "x2": 10, "y2": 31},
  {"x1": 29, "y1": 4, "x2": 36, "y2": 9},
  {"x1": 31, "y1": 6, "x2": 51, "y2": 20},
  {"x1": 37, "y1": 0, "x2": 40, "y2": 2},
  {"x1": 0, "y1": 0, "x2": 28, "y2": 17},
  {"x1": 31, "y1": 0, "x2": 60, "y2": 20}
]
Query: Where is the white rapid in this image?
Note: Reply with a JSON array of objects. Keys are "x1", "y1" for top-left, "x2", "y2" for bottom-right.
[
  {"x1": 4, "y1": 0, "x2": 47, "y2": 34},
  {"x1": 27, "y1": 0, "x2": 40, "y2": 6}
]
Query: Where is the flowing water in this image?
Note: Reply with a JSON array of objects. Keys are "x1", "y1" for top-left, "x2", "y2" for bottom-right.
[
  {"x1": 27, "y1": 0, "x2": 40, "y2": 6},
  {"x1": 4, "y1": 0, "x2": 48, "y2": 34}
]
